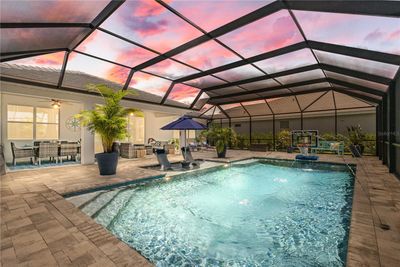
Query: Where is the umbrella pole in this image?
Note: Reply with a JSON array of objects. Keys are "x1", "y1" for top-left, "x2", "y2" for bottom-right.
[{"x1": 185, "y1": 130, "x2": 187, "y2": 161}]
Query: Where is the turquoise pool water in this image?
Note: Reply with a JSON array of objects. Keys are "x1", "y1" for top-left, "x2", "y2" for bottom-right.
[{"x1": 69, "y1": 161, "x2": 354, "y2": 266}]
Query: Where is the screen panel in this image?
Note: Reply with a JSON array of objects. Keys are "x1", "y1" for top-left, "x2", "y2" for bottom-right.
[
  {"x1": 276, "y1": 69, "x2": 326, "y2": 84},
  {"x1": 193, "y1": 92, "x2": 210, "y2": 110},
  {"x1": 295, "y1": 10, "x2": 400, "y2": 55},
  {"x1": 290, "y1": 82, "x2": 331, "y2": 92},
  {"x1": 63, "y1": 52, "x2": 130, "y2": 88},
  {"x1": 173, "y1": 40, "x2": 241, "y2": 70},
  {"x1": 1, "y1": 0, "x2": 109, "y2": 23},
  {"x1": 0, "y1": 52, "x2": 65, "y2": 85},
  {"x1": 1, "y1": 28, "x2": 88, "y2": 53},
  {"x1": 304, "y1": 92, "x2": 335, "y2": 111},
  {"x1": 128, "y1": 71, "x2": 172, "y2": 103},
  {"x1": 267, "y1": 96, "x2": 301, "y2": 114},
  {"x1": 325, "y1": 71, "x2": 388, "y2": 92},
  {"x1": 259, "y1": 89, "x2": 292, "y2": 98},
  {"x1": 333, "y1": 91, "x2": 373, "y2": 109},
  {"x1": 184, "y1": 75, "x2": 226, "y2": 88},
  {"x1": 314, "y1": 50, "x2": 399, "y2": 79},
  {"x1": 212, "y1": 86, "x2": 247, "y2": 95},
  {"x1": 213, "y1": 106, "x2": 227, "y2": 119},
  {"x1": 240, "y1": 79, "x2": 280, "y2": 91},
  {"x1": 254, "y1": 49, "x2": 317, "y2": 74},
  {"x1": 242, "y1": 100, "x2": 272, "y2": 116},
  {"x1": 143, "y1": 58, "x2": 199, "y2": 80},
  {"x1": 218, "y1": 10, "x2": 302, "y2": 58},
  {"x1": 168, "y1": 0, "x2": 272, "y2": 32},
  {"x1": 165, "y1": 83, "x2": 200, "y2": 108},
  {"x1": 76, "y1": 30, "x2": 157, "y2": 67},
  {"x1": 220, "y1": 103, "x2": 248, "y2": 117},
  {"x1": 214, "y1": 65, "x2": 264, "y2": 82},
  {"x1": 200, "y1": 103, "x2": 213, "y2": 114},
  {"x1": 100, "y1": 0, "x2": 202, "y2": 53},
  {"x1": 296, "y1": 92, "x2": 327, "y2": 110}
]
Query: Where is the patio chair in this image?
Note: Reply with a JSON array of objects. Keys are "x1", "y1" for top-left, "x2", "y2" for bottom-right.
[
  {"x1": 10, "y1": 142, "x2": 35, "y2": 166},
  {"x1": 36, "y1": 142, "x2": 59, "y2": 165},
  {"x1": 181, "y1": 147, "x2": 202, "y2": 167},
  {"x1": 59, "y1": 143, "x2": 79, "y2": 163}
]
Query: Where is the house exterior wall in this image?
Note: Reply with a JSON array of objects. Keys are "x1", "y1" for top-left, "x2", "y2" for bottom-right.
[{"x1": 0, "y1": 81, "x2": 186, "y2": 164}]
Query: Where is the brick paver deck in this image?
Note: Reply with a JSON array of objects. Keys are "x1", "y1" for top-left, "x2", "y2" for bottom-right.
[{"x1": 1, "y1": 150, "x2": 399, "y2": 266}]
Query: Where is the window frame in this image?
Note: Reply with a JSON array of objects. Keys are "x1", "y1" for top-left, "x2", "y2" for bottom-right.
[
  {"x1": 35, "y1": 106, "x2": 60, "y2": 140},
  {"x1": 7, "y1": 104, "x2": 60, "y2": 141}
]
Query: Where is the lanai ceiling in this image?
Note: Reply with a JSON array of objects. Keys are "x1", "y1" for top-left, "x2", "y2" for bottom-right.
[{"x1": 1, "y1": 0, "x2": 399, "y2": 111}]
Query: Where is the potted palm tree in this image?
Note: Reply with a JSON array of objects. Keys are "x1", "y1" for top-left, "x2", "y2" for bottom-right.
[
  {"x1": 200, "y1": 125, "x2": 236, "y2": 158},
  {"x1": 77, "y1": 84, "x2": 143, "y2": 175}
]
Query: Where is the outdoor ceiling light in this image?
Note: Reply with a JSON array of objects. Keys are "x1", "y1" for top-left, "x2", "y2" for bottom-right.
[{"x1": 51, "y1": 100, "x2": 61, "y2": 109}]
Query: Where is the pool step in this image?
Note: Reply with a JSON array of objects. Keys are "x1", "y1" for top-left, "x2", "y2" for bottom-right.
[
  {"x1": 92, "y1": 188, "x2": 134, "y2": 227},
  {"x1": 67, "y1": 191, "x2": 103, "y2": 209},
  {"x1": 81, "y1": 189, "x2": 121, "y2": 217}
]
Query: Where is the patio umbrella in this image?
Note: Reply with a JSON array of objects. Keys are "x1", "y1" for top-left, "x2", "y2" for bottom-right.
[{"x1": 161, "y1": 116, "x2": 207, "y2": 160}]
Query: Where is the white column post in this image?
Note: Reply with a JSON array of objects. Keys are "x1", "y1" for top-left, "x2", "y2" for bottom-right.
[{"x1": 80, "y1": 102, "x2": 95, "y2": 165}]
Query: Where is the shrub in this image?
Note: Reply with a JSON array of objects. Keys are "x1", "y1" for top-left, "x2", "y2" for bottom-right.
[{"x1": 277, "y1": 130, "x2": 291, "y2": 150}]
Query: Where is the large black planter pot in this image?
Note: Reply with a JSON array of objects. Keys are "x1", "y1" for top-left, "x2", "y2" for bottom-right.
[
  {"x1": 349, "y1": 144, "x2": 363, "y2": 157},
  {"x1": 217, "y1": 146, "x2": 227, "y2": 158},
  {"x1": 95, "y1": 152, "x2": 119, "y2": 175}
]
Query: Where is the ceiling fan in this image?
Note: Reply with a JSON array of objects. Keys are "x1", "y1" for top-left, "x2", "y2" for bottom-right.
[{"x1": 38, "y1": 98, "x2": 72, "y2": 109}]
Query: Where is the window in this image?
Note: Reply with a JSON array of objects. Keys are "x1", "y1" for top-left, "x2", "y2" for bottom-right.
[
  {"x1": 36, "y1": 107, "x2": 59, "y2": 140},
  {"x1": 127, "y1": 115, "x2": 145, "y2": 144},
  {"x1": 7, "y1": 105, "x2": 59, "y2": 140},
  {"x1": 7, "y1": 105, "x2": 34, "y2": 140}
]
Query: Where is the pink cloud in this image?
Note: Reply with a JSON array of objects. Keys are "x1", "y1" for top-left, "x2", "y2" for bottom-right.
[
  {"x1": 294, "y1": 10, "x2": 400, "y2": 55},
  {"x1": 106, "y1": 65, "x2": 130, "y2": 85},
  {"x1": 168, "y1": 83, "x2": 199, "y2": 103},
  {"x1": 129, "y1": 71, "x2": 171, "y2": 96},
  {"x1": 169, "y1": 0, "x2": 270, "y2": 32},
  {"x1": 143, "y1": 58, "x2": 198, "y2": 79},
  {"x1": 174, "y1": 40, "x2": 241, "y2": 70},
  {"x1": 34, "y1": 52, "x2": 66, "y2": 65},
  {"x1": 218, "y1": 10, "x2": 303, "y2": 58},
  {"x1": 364, "y1": 29, "x2": 384, "y2": 41},
  {"x1": 101, "y1": 0, "x2": 202, "y2": 53},
  {"x1": 1, "y1": 0, "x2": 108, "y2": 23},
  {"x1": 388, "y1": 29, "x2": 400, "y2": 40}
]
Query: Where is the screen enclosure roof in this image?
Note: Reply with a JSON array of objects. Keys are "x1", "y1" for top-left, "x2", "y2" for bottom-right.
[{"x1": 1, "y1": 0, "x2": 399, "y2": 113}]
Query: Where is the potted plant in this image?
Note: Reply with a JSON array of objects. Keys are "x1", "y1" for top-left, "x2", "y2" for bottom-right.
[
  {"x1": 200, "y1": 125, "x2": 236, "y2": 158},
  {"x1": 77, "y1": 84, "x2": 143, "y2": 175},
  {"x1": 347, "y1": 125, "x2": 365, "y2": 157}
]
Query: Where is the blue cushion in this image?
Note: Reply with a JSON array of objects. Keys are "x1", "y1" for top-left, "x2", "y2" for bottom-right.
[{"x1": 295, "y1": 155, "x2": 319, "y2": 161}]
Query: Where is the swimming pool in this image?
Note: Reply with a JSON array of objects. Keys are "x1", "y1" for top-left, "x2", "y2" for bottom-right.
[{"x1": 67, "y1": 159, "x2": 354, "y2": 266}]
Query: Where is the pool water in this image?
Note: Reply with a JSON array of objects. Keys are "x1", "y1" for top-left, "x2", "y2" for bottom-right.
[{"x1": 70, "y1": 161, "x2": 354, "y2": 266}]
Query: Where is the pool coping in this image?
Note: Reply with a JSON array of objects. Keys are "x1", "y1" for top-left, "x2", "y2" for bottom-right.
[{"x1": 3, "y1": 151, "x2": 396, "y2": 266}]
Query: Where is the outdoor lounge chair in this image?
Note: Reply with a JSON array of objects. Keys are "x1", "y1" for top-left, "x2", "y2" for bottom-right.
[
  {"x1": 181, "y1": 147, "x2": 202, "y2": 167},
  {"x1": 154, "y1": 148, "x2": 177, "y2": 171}
]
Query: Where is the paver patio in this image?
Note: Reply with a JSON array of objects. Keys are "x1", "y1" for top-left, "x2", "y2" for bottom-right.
[{"x1": 1, "y1": 150, "x2": 399, "y2": 266}]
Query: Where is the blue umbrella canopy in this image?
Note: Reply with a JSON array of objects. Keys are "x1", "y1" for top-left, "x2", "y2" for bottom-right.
[{"x1": 161, "y1": 116, "x2": 207, "y2": 130}]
